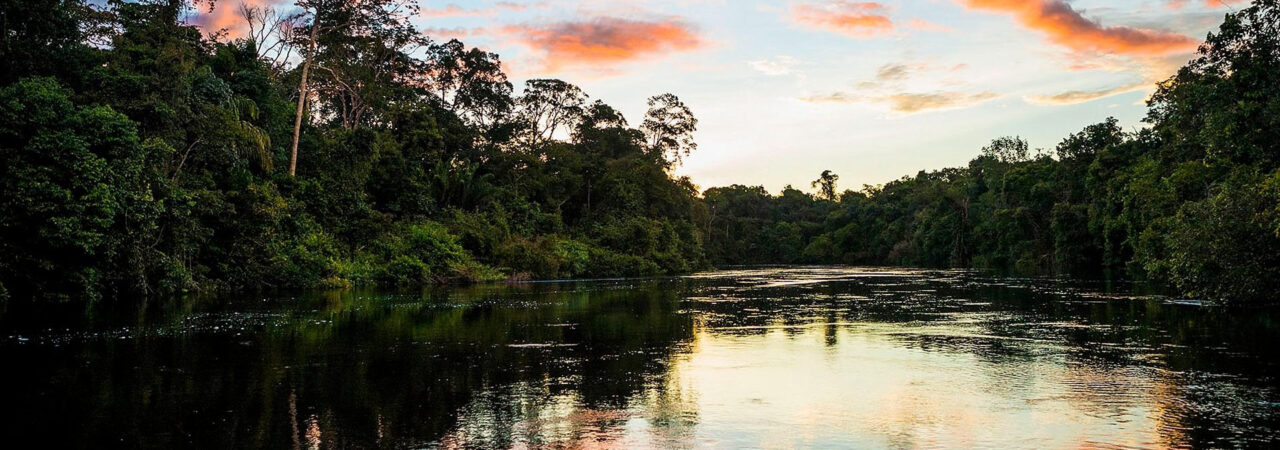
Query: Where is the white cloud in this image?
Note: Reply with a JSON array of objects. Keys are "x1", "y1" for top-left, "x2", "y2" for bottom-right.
[{"x1": 748, "y1": 56, "x2": 799, "y2": 76}]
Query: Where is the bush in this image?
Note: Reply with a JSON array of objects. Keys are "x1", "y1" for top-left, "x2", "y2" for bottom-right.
[
  {"x1": 587, "y1": 246, "x2": 662, "y2": 278},
  {"x1": 372, "y1": 222, "x2": 503, "y2": 285},
  {"x1": 401, "y1": 222, "x2": 469, "y2": 270},
  {"x1": 328, "y1": 253, "x2": 379, "y2": 286},
  {"x1": 494, "y1": 236, "x2": 557, "y2": 279},
  {"x1": 383, "y1": 255, "x2": 431, "y2": 285},
  {"x1": 447, "y1": 260, "x2": 505, "y2": 284},
  {"x1": 554, "y1": 239, "x2": 592, "y2": 277},
  {"x1": 270, "y1": 229, "x2": 343, "y2": 288}
]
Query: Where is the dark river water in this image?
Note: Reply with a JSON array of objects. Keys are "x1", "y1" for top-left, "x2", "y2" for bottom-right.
[{"x1": 2, "y1": 267, "x2": 1279, "y2": 448}]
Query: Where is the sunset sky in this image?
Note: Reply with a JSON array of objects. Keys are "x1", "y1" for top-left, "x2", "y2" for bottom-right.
[{"x1": 196, "y1": 0, "x2": 1241, "y2": 193}]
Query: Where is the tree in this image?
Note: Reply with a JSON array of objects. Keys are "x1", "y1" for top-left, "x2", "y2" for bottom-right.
[
  {"x1": 295, "y1": 0, "x2": 429, "y2": 130},
  {"x1": 8, "y1": 0, "x2": 1280, "y2": 305},
  {"x1": 1159, "y1": 176, "x2": 1280, "y2": 304},
  {"x1": 517, "y1": 78, "x2": 587, "y2": 148},
  {"x1": 576, "y1": 100, "x2": 629, "y2": 136},
  {"x1": 284, "y1": 0, "x2": 433, "y2": 175},
  {"x1": 0, "y1": 0, "x2": 716, "y2": 300},
  {"x1": 1056, "y1": 117, "x2": 1122, "y2": 163},
  {"x1": 0, "y1": 78, "x2": 169, "y2": 300},
  {"x1": 238, "y1": 2, "x2": 301, "y2": 71},
  {"x1": 0, "y1": 0, "x2": 97, "y2": 84},
  {"x1": 812, "y1": 170, "x2": 839, "y2": 201},
  {"x1": 981, "y1": 136, "x2": 1030, "y2": 164},
  {"x1": 289, "y1": 5, "x2": 317, "y2": 176},
  {"x1": 641, "y1": 93, "x2": 697, "y2": 168},
  {"x1": 423, "y1": 39, "x2": 514, "y2": 130},
  {"x1": 1148, "y1": 0, "x2": 1280, "y2": 168}
]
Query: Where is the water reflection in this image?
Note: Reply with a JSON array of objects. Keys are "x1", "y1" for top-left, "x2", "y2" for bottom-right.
[{"x1": 1, "y1": 268, "x2": 1277, "y2": 448}]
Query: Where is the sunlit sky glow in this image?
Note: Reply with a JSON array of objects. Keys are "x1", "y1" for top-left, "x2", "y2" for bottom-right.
[{"x1": 195, "y1": 0, "x2": 1241, "y2": 193}]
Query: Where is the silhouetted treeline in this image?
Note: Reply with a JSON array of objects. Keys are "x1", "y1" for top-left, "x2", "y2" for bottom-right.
[
  {"x1": 1, "y1": 0, "x2": 1278, "y2": 304},
  {"x1": 704, "y1": 0, "x2": 1280, "y2": 304}
]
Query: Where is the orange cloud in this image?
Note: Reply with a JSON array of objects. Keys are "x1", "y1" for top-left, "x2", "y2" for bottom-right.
[
  {"x1": 501, "y1": 18, "x2": 704, "y2": 72},
  {"x1": 959, "y1": 0, "x2": 1198, "y2": 56},
  {"x1": 791, "y1": 1, "x2": 894, "y2": 38}
]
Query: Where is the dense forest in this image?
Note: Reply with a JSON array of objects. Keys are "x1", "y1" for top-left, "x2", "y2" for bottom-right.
[{"x1": 1, "y1": 0, "x2": 1278, "y2": 304}]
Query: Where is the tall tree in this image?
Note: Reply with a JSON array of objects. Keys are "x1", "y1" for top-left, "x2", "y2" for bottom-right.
[
  {"x1": 423, "y1": 39, "x2": 514, "y2": 130},
  {"x1": 981, "y1": 136, "x2": 1031, "y2": 164},
  {"x1": 812, "y1": 170, "x2": 839, "y2": 201},
  {"x1": 517, "y1": 78, "x2": 587, "y2": 148},
  {"x1": 288, "y1": 6, "x2": 317, "y2": 177},
  {"x1": 295, "y1": 0, "x2": 428, "y2": 130},
  {"x1": 1148, "y1": 0, "x2": 1280, "y2": 168},
  {"x1": 238, "y1": 1, "x2": 302, "y2": 71},
  {"x1": 641, "y1": 93, "x2": 697, "y2": 168}
]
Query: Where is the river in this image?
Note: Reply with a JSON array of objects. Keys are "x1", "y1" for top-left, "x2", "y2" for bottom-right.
[{"x1": 1, "y1": 267, "x2": 1277, "y2": 448}]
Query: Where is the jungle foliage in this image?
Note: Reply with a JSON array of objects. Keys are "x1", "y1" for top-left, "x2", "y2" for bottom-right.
[
  {"x1": 1, "y1": 0, "x2": 1278, "y2": 304},
  {"x1": 0, "y1": 0, "x2": 705, "y2": 302}
]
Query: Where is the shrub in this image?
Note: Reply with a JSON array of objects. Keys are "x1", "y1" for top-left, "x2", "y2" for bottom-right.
[
  {"x1": 383, "y1": 255, "x2": 431, "y2": 285},
  {"x1": 269, "y1": 229, "x2": 342, "y2": 288},
  {"x1": 587, "y1": 246, "x2": 661, "y2": 278},
  {"x1": 373, "y1": 222, "x2": 503, "y2": 285}
]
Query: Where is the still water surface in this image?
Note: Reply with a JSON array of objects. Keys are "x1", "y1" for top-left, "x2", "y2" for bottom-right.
[{"x1": 2, "y1": 267, "x2": 1278, "y2": 448}]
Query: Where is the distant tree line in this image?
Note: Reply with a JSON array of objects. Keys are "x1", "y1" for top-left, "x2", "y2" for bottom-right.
[
  {"x1": 0, "y1": 0, "x2": 1278, "y2": 304},
  {"x1": 704, "y1": 0, "x2": 1280, "y2": 304}
]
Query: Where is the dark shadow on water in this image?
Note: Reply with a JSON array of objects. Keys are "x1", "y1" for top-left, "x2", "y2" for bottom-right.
[{"x1": 0, "y1": 280, "x2": 695, "y2": 449}]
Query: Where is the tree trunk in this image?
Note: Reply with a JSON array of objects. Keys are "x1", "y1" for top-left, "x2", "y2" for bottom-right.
[{"x1": 289, "y1": 13, "x2": 319, "y2": 177}]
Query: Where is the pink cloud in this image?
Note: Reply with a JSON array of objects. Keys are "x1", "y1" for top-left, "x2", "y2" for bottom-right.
[
  {"x1": 189, "y1": 0, "x2": 291, "y2": 39},
  {"x1": 1166, "y1": 0, "x2": 1245, "y2": 10},
  {"x1": 501, "y1": 17, "x2": 704, "y2": 72},
  {"x1": 791, "y1": 1, "x2": 894, "y2": 38}
]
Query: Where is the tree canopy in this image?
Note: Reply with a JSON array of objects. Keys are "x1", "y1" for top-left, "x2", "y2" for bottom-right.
[{"x1": 1, "y1": 0, "x2": 1279, "y2": 305}]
